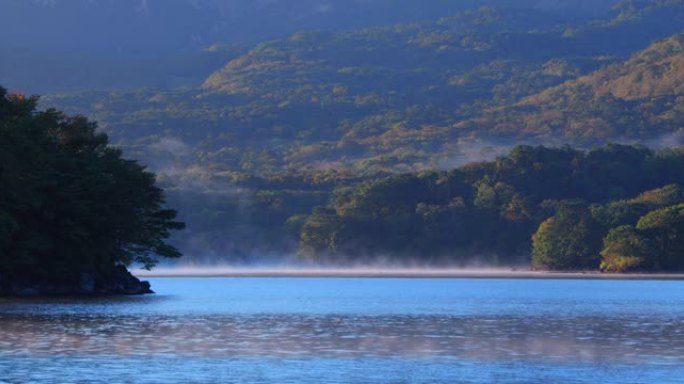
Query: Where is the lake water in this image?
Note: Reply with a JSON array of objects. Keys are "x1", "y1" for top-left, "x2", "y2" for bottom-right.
[{"x1": 0, "y1": 277, "x2": 683, "y2": 383}]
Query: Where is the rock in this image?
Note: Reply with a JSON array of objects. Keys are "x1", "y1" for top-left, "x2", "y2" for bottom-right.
[
  {"x1": 0, "y1": 266, "x2": 154, "y2": 297},
  {"x1": 108, "y1": 266, "x2": 154, "y2": 295}
]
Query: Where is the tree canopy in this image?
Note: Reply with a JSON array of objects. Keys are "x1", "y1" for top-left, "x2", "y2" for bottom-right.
[
  {"x1": 298, "y1": 144, "x2": 684, "y2": 271},
  {"x1": 0, "y1": 87, "x2": 184, "y2": 287}
]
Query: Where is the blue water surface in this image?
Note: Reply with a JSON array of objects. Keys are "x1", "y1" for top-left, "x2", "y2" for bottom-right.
[{"x1": 0, "y1": 278, "x2": 682, "y2": 383}]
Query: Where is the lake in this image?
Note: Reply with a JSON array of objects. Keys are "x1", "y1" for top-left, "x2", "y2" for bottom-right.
[{"x1": 0, "y1": 277, "x2": 683, "y2": 383}]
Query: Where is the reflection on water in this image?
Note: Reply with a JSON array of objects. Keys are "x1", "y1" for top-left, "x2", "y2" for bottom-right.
[
  {"x1": 0, "y1": 278, "x2": 683, "y2": 383},
  {"x1": 1, "y1": 314, "x2": 683, "y2": 363},
  {"x1": 2, "y1": 357, "x2": 684, "y2": 384}
]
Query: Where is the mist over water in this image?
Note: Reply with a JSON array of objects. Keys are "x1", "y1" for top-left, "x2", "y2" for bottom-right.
[
  {"x1": 135, "y1": 266, "x2": 523, "y2": 278},
  {"x1": 132, "y1": 265, "x2": 667, "y2": 278}
]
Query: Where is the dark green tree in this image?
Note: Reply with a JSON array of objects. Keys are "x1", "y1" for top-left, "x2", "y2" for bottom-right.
[{"x1": 0, "y1": 87, "x2": 184, "y2": 288}]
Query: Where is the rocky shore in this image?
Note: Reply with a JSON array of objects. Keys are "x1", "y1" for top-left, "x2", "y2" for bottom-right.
[{"x1": 0, "y1": 266, "x2": 153, "y2": 297}]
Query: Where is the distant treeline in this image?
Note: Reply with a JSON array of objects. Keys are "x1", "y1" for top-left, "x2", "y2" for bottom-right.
[{"x1": 299, "y1": 144, "x2": 684, "y2": 272}]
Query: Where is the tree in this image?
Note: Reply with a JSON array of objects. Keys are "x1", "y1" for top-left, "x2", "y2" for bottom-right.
[
  {"x1": 299, "y1": 207, "x2": 344, "y2": 259},
  {"x1": 0, "y1": 86, "x2": 184, "y2": 286},
  {"x1": 531, "y1": 201, "x2": 603, "y2": 270},
  {"x1": 600, "y1": 225, "x2": 652, "y2": 272},
  {"x1": 591, "y1": 184, "x2": 684, "y2": 228},
  {"x1": 636, "y1": 203, "x2": 684, "y2": 270}
]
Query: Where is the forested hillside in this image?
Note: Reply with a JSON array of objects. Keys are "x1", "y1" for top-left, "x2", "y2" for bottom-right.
[
  {"x1": 15, "y1": 0, "x2": 684, "y2": 267},
  {"x1": 2, "y1": 0, "x2": 610, "y2": 92},
  {"x1": 44, "y1": 1, "x2": 684, "y2": 175},
  {"x1": 298, "y1": 144, "x2": 684, "y2": 271},
  {"x1": 465, "y1": 32, "x2": 684, "y2": 140}
]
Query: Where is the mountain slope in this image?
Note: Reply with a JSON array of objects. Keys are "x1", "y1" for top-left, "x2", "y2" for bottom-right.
[
  {"x1": 0, "y1": 0, "x2": 622, "y2": 92},
  {"x1": 528, "y1": 33, "x2": 684, "y2": 101},
  {"x1": 461, "y1": 32, "x2": 684, "y2": 141},
  {"x1": 41, "y1": 2, "x2": 684, "y2": 177},
  {"x1": 25, "y1": 0, "x2": 684, "y2": 262},
  {"x1": 0, "y1": 0, "x2": 616, "y2": 56}
]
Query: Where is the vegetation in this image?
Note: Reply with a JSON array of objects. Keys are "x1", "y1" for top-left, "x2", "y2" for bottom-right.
[
  {"x1": 600, "y1": 225, "x2": 653, "y2": 272},
  {"x1": 0, "y1": 87, "x2": 184, "y2": 291},
  {"x1": 469, "y1": 32, "x2": 684, "y2": 140},
  {"x1": 43, "y1": 1, "x2": 684, "y2": 178},
  {"x1": 0, "y1": 0, "x2": 616, "y2": 92},
  {"x1": 9, "y1": 1, "x2": 684, "y2": 270},
  {"x1": 532, "y1": 202, "x2": 603, "y2": 270},
  {"x1": 298, "y1": 145, "x2": 684, "y2": 271}
]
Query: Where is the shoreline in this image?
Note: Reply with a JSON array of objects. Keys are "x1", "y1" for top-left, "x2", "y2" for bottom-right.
[{"x1": 134, "y1": 268, "x2": 684, "y2": 280}]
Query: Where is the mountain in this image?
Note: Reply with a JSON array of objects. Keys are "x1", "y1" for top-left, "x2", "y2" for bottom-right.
[
  {"x1": 462, "y1": 32, "x2": 684, "y2": 142},
  {"x1": 531, "y1": 33, "x2": 684, "y2": 101},
  {"x1": 0, "y1": 0, "x2": 616, "y2": 92},
  {"x1": 42, "y1": 1, "x2": 684, "y2": 176},
  {"x1": 18, "y1": 0, "x2": 684, "y2": 262},
  {"x1": 0, "y1": 0, "x2": 617, "y2": 56}
]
